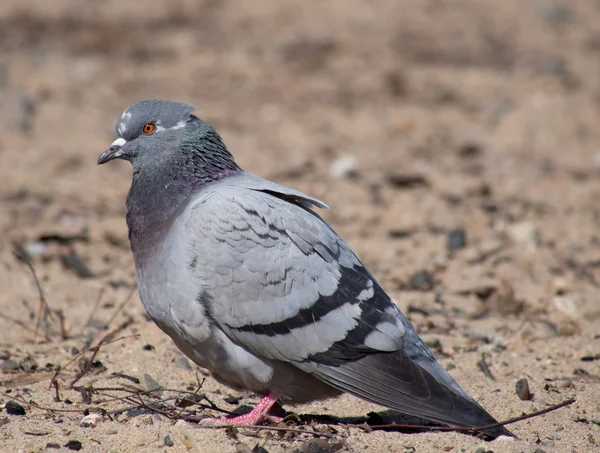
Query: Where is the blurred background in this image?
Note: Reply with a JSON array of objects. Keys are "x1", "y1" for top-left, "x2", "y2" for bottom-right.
[{"x1": 0, "y1": 1, "x2": 599, "y2": 451}]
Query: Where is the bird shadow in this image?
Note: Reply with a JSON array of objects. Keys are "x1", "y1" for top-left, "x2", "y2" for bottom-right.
[
  {"x1": 298, "y1": 410, "x2": 440, "y2": 433},
  {"x1": 233, "y1": 403, "x2": 485, "y2": 438}
]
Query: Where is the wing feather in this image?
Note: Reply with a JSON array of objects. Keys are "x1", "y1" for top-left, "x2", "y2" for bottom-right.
[{"x1": 185, "y1": 174, "x2": 511, "y2": 438}]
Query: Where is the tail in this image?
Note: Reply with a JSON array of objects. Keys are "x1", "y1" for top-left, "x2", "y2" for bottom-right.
[{"x1": 314, "y1": 350, "x2": 513, "y2": 439}]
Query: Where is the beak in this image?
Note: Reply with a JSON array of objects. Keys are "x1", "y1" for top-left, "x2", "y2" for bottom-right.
[{"x1": 97, "y1": 138, "x2": 127, "y2": 165}]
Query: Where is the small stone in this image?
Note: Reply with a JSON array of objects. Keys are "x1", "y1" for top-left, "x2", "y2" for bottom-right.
[
  {"x1": 541, "y1": 440, "x2": 555, "y2": 447},
  {"x1": 302, "y1": 438, "x2": 342, "y2": 453},
  {"x1": 143, "y1": 373, "x2": 163, "y2": 396},
  {"x1": 235, "y1": 443, "x2": 253, "y2": 453},
  {"x1": 458, "y1": 142, "x2": 483, "y2": 158},
  {"x1": 0, "y1": 360, "x2": 20, "y2": 371},
  {"x1": 515, "y1": 378, "x2": 533, "y2": 400},
  {"x1": 252, "y1": 446, "x2": 269, "y2": 453},
  {"x1": 553, "y1": 277, "x2": 570, "y2": 295},
  {"x1": 386, "y1": 172, "x2": 428, "y2": 188},
  {"x1": 224, "y1": 394, "x2": 241, "y2": 405},
  {"x1": 532, "y1": 3, "x2": 571, "y2": 25},
  {"x1": 80, "y1": 413, "x2": 102, "y2": 427},
  {"x1": 46, "y1": 443, "x2": 61, "y2": 449},
  {"x1": 125, "y1": 408, "x2": 152, "y2": 417},
  {"x1": 5, "y1": 401, "x2": 26, "y2": 416},
  {"x1": 329, "y1": 155, "x2": 357, "y2": 179},
  {"x1": 408, "y1": 270, "x2": 435, "y2": 291},
  {"x1": 164, "y1": 434, "x2": 174, "y2": 447},
  {"x1": 24, "y1": 241, "x2": 47, "y2": 257},
  {"x1": 447, "y1": 228, "x2": 467, "y2": 250},
  {"x1": 174, "y1": 356, "x2": 192, "y2": 370},
  {"x1": 552, "y1": 296, "x2": 580, "y2": 319},
  {"x1": 143, "y1": 344, "x2": 155, "y2": 351},
  {"x1": 71, "y1": 347, "x2": 80, "y2": 355},
  {"x1": 20, "y1": 356, "x2": 38, "y2": 372},
  {"x1": 64, "y1": 440, "x2": 83, "y2": 451},
  {"x1": 424, "y1": 338, "x2": 441, "y2": 349},
  {"x1": 506, "y1": 222, "x2": 539, "y2": 248}
]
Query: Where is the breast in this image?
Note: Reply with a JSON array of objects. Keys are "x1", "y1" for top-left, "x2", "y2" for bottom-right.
[{"x1": 134, "y1": 214, "x2": 213, "y2": 346}]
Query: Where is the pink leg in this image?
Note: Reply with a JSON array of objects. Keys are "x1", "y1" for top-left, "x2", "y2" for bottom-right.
[{"x1": 200, "y1": 393, "x2": 282, "y2": 426}]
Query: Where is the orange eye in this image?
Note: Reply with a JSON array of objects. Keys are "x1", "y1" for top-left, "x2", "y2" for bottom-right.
[{"x1": 142, "y1": 123, "x2": 156, "y2": 134}]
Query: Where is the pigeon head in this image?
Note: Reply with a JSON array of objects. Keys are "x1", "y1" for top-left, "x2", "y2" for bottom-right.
[
  {"x1": 98, "y1": 100, "x2": 242, "y2": 245},
  {"x1": 98, "y1": 100, "x2": 240, "y2": 183}
]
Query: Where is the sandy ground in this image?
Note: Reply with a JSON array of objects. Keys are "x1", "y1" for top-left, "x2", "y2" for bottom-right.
[{"x1": 0, "y1": 0, "x2": 599, "y2": 452}]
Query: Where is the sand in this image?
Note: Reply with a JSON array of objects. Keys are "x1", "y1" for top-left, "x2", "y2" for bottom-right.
[{"x1": 0, "y1": 1, "x2": 599, "y2": 451}]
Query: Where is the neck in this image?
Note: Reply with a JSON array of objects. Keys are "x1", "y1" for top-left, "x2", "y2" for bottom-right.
[
  {"x1": 126, "y1": 173, "x2": 192, "y2": 258},
  {"x1": 126, "y1": 139, "x2": 241, "y2": 259}
]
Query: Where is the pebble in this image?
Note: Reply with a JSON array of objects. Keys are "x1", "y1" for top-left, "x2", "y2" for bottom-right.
[
  {"x1": 552, "y1": 296, "x2": 580, "y2": 319},
  {"x1": 329, "y1": 155, "x2": 357, "y2": 179},
  {"x1": 515, "y1": 378, "x2": 533, "y2": 400},
  {"x1": 447, "y1": 228, "x2": 467, "y2": 250},
  {"x1": 224, "y1": 394, "x2": 241, "y2": 405},
  {"x1": 5, "y1": 401, "x2": 25, "y2": 415},
  {"x1": 164, "y1": 434, "x2": 174, "y2": 447},
  {"x1": 143, "y1": 373, "x2": 163, "y2": 396},
  {"x1": 80, "y1": 413, "x2": 103, "y2": 427},
  {"x1": 457, "y1": 142, "x2": 483, "y2": 158},
  {"x1": 23, "y1": 241, "x2": 47, "y2": 257},
  {"x1": 302, "y1": 438, "x2": 340, "y2": 453},
  {"x1": 474, "y1": 448, "x2": 492, "y2": 453},
  {"x1": 174, "y1": 356, "x2": 192, "y2": 370},
  {"x1": 506, "y1": 222, "x2": 539, "y2": 248},
  {"x1": 64, "y1": 440, "x2": 83, "y2": 451},
  {"x1": 0, "y1": 359, "x2": 20, "y2": 371},
  {"x1": 408, "y1": 270, "x2": 435, "y2": 291}
]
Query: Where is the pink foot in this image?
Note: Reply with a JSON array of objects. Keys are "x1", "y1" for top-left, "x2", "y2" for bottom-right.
[{"x1": 200, "y1": 393, "x2": 282, "y2": 426}]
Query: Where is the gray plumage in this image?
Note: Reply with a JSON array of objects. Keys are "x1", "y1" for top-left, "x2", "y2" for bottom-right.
[{"x1": 98, "y1": 100, "x2": 512, "y2": 438}]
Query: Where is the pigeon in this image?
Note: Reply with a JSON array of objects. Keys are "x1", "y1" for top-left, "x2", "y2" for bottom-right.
[{"x1": 98, "y1": 100, "x2": 512, "y2": 438}]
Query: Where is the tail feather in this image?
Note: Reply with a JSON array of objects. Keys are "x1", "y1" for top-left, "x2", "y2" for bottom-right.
[{"x1": 313, "y1": 350, "x2": 513, "y2": 439}]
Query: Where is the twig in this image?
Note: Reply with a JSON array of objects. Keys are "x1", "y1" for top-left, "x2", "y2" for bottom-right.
[
  {"x1": 70, "y1": 327, "x2": 135, "y2": 388},
  {"x1": 196, "y1": 423, "x2": 354, "y2": 453},
  {"x1": 173, "y1": 377, "x2": 206, "y2": 419},
  {"x1": 13, "y1": 249, "x2": 57, "y2": 342},
  {"x1": 461, "y1": 397, "x2": 575, "y2": 433},
  {"x1": 79, "y1": 287, "x2": 105, "y2": 335},
  {"x1": 105, "y1": 286, "x2": 137, "y2": 328},
  {"x1": 362, "y1": 398, "x2": 575, "y2": 435},
  {"x1": 51, "y1": 378, "x2": 61, "y2": 402},
  {"x1": 49, "y1": 334, "x2": 139, "y2": 389},
  {"x1": 54, "y1": 308, "x2": 68, "y2": 340},
  {"x1": 477, "y1": 352, "x2": 495, "y2": 381},
  {"x1": 2, "y1": 391, "x2": 89, "y2": 414},
  {"x1": 71, "y1": 384, "x2": 232, "y2": 415},
  {"x1": 0, "y1": 312, "x2": 37, "y2": 335}
]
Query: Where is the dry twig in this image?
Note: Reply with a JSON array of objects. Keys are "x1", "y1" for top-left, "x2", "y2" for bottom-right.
[
  {"x1": 13, "y1": 249, "x2": 58, "y2": 342},
  {"x1": 359, "y1": 397, "x2": 575, "y2": 435},
  {"x1": 49, "y1": 334, "x2": 139, "y2": 389}
]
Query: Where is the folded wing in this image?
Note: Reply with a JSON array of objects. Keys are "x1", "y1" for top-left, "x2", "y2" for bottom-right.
[{"x1": 186, "y1": 174, "x2": 511, "y2": 438}]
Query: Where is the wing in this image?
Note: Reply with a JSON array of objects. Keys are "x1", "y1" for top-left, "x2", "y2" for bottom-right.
[{"x1": 186, "y1": 175, "x2": 511, "y2": 438}]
